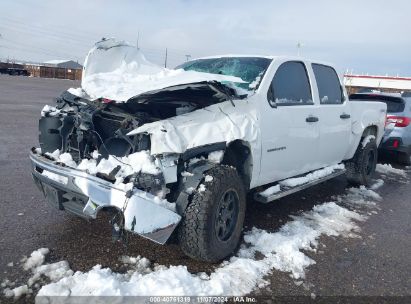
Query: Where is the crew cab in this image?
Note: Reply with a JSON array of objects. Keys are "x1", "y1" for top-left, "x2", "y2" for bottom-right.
[{"x1": 30, "y1": 39, "x2": 386, "y2": 262}]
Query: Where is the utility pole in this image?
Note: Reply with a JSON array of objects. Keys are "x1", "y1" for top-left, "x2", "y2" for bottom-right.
[
  {"x1": 136, "y1": 31, "x2": 140, "y2": 49},
  {"x1": 164, "y1": 48, "x2": 168, "y2": 68},
  {"x1": 185, "y1": 54, "x2": 191, "y2": 62},
  {"x1": 297, "y1": 42, "x2": 303, "y2": 57}
]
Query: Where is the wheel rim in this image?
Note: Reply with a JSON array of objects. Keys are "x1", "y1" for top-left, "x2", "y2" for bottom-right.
[
  {"x1": 365, "y1": 149, "x2": 376, "y2": 176},
  {"x1": 214, "y1": 189, "x2": 239, "y2": 242}
]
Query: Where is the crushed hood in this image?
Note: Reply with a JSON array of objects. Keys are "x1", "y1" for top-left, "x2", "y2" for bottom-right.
[
  {"x1": 128, "y1": 99, "x2": 259, "y2": 155},
  {"x1": 79, "y1": 38, "x2": 245, "y2": 102}
]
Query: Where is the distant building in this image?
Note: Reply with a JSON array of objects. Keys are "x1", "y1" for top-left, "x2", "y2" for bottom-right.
[
  {"x1": 43, "y1": 60, "x2": 83, "y2": 69},
  {"x1": 344, "y1": 74, "x2": 411, "y2": 95},
  {"x1": 24, "y1": 60, "x2": 82, "y2": 80}
]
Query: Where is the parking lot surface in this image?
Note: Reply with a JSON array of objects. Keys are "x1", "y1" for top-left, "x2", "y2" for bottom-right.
[{"x1": 0, "y1": 75, "x2": 410, "y2": 302}]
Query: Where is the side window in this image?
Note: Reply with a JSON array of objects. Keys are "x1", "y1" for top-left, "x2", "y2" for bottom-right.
[
  {"x1": 312, "y1": 64, "x2": 344, "y2": 104},
  {"x1": 268, "y1": 61, "x2": 312, "y2": 106}
]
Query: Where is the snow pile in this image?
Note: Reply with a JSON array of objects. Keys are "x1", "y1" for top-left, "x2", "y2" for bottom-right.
[
  {"x1": 376, "y1": 164, "x2": 407, "y2": 177},
  {"x1": 44, "y1": 150, "x2": 77, "y2": 167},
  {"x1": 32, "y1": 184, "x2": 380, "y2": 298},
  {"x1": 3, "y1": 248, "x2": 73, "y2": 300},
  {"x1": 362, "y1": 135, "x2": 376, "y2": 148},
  {"x1": 280, "y1": 164, "x2": 345, "y2": 188},
  {"x1": 3, "y1": 285, "x2": 29, "y2": 299},
  {"x1": 259, "y1": 184, "x2": 281, "y2": 197},
  {"x1": 45, "y1": 149, "x2": 160, "y2": 186},
  {"x1": 78, "y1": 38, "x2": 245, "y2": 102},
  {"x1": 23, "y1": 248, "x2": 50, "y2": 271},
  {"x1": 208, "y1": 150, "x2": 225, "y2": 164}
]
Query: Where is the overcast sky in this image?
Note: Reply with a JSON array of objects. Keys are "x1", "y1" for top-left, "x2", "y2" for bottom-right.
[{"x1": 0, "y1": 0, "x2": 410, "y2": 76}]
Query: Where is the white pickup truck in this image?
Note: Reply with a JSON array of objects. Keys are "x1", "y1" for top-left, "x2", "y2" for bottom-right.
[{"x1": 30, "y1": 39, "x2": 386, "y2": 262}]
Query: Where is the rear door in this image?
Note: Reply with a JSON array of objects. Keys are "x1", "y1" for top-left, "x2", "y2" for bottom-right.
[
  {"x1": 313, "y1": 64, "x2": 351, "y2": 166},
  {"x1": 259, "y1": 60, "x2": 321, "y2": 185}
]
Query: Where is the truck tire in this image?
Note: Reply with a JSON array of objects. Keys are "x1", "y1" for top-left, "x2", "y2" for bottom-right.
[
  {"x1": 397, "y1": 152, "x2": 411, "y2": 166},
  {"x1": 346, "y1": 138, "x2": 378, "y2": 186},
  {"x1": 178, "y1": 165, "x2": 246, "y2": 262}
]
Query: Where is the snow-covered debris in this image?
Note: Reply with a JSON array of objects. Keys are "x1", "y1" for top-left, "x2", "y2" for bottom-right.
[
  {"x1": 361, "y1": 135, "x2": 375, "y2": 148},
  {"x1": 44, "y1": 150, "x2": 76, "y2": 167},
  {"x1": 67, "y1": 87, "x2": 88, "y2": 98},
  {"x1": 208, "y1": 150, "x2": 225, "y2": 164},
  {"x1": 259, "y1": 185, "x2": 281, "y2": 197},
  {"x1": 23, "y1": 248, "x2": 50, "y2": 271},
  {"x1": 41, "y1": 105, "x2": 60, "y2": 117},
  {"x1": 280, "y1": 164, "x2": 345, "y2": 188},
  {"x1": 43, "y1": 149, "x2": 160, "y2": 187},
  {"x1": 78, "y1": 38, "x2": 246, "y2": 102},
  {"x1": 376, "y1": 164, "x2": 407, "y2": 177},
  {"x1": 34, "y1": 185, "x2": 379, "y2": 298}
]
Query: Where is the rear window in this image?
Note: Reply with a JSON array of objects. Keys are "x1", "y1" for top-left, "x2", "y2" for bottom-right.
[
  {"x1": 312, "y1": 64, "x2": 343, "y2": 104},
  {"x1": 349, "y1": 94, "x2": 405, "y2": 113}
]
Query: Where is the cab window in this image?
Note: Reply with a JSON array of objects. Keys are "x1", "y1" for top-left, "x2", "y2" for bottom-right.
[
  {"x1": 268, "y1": 61, "x2": 312, "y2": 106},
  {"x1": 312, "y1": 64, "x2": 344, "y2": 104}
]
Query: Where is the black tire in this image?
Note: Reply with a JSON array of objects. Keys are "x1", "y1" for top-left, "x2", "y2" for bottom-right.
[
  {"x1": 346, "y1": 138, "x2": 378, "y2": 186},
  {"x1": 398, "y1": 152, "x2": 411, "y2": 166},
  {"x1": 178, "y1": 165, "x2": 246, "y2": 262}
]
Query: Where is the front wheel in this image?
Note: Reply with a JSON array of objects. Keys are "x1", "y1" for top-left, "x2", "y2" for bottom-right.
[
  {"x1": 346, "y1": 138, "x2": 378, "y2": 186},
  {"x1": 178, "y1": 165, "x2": 246, "y2": 262}
]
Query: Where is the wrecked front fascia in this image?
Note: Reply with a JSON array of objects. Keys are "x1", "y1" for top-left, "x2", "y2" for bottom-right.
[
  {"x1": 128, "y1": 99, "x2": 260, "y2": 155},
  {"x1": 30, "y1": 152, "x2": 181, "y2": 244}
]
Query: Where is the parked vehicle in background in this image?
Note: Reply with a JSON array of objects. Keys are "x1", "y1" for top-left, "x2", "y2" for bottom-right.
[
  {"x1": 0, "y1": 67, "x2": 30, "y2": 76},
  {"x1": 350, "y1": 92, "x2": 411, "y2": 165}
]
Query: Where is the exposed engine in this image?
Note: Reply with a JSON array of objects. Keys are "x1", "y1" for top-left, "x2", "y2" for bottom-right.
[{"x1": 39, "y1": 82, "x2": 238, "y2": 164}]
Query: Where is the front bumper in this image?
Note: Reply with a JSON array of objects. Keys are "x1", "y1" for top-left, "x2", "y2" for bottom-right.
[{"x1": 29, "y1": 151, "x2": 181, "y2": 244}]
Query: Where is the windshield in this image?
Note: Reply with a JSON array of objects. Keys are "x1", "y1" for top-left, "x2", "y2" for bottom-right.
[{"x1": 176, "y1": 57, "x2": 272, "y2": 91}]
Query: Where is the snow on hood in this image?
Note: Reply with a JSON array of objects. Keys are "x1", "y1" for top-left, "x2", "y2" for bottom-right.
[
  {"x1": 78, "y1": 38, "x2": 245, "y2": 101},
  {"x1": 128, "y1": 99, "x2": 259, "y2": 155}
]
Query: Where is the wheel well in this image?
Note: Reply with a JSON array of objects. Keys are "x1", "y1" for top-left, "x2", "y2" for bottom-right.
[
  {"x1": 362, "y1": 125, "x2": 378, "y2": 138},
  {"x1": 222, "y1": 140, "x2": 252, "y2": 190}
]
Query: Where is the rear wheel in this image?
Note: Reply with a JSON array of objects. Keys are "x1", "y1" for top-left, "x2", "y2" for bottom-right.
[
  {"x1": 178, "y1": 165, "x2": 246, "y2": 262},
  {"x1": 346, "y1": 138, "x2": 378, "y2": 186}
]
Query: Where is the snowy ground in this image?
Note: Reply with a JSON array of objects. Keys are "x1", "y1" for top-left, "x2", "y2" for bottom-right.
[{"x1": 1, "y1": 164, "x2": 407, "y2": 301}]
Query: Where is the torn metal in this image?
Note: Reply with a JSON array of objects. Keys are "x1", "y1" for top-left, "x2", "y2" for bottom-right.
[{"x1": 30, "y1": 149, "x2": 181, "y2": 244}]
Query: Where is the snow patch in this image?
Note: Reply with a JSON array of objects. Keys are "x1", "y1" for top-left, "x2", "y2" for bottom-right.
[
  {"x1": 362, "y1": 135, "x2": 375, "y2": 148},
  {"x1": 33, "y1": 185, "x2": 379, "y2": 298},
  {"x1": 376, "y1": 164, "x2": 406, "y2": 177},
  {"x1": 23, "y1": 248, "x2": 50, "y2": 271},
  {"x1": 280, "y1": 164, "x2": 345, "y2": 188},
  {"x1": 204, "y1": 175, "x2": 213, "y2": 182},
  {"x1": 259, "y1": 185, "x2": 281, "y2": 197},
  {"x1": 208, "y1": 150, "x2": 225, "y2": 164}
]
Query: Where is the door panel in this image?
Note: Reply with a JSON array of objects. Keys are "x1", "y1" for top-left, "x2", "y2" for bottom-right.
[{"x1": 258, "y1": 61, "x2": 320, "y2": 186}]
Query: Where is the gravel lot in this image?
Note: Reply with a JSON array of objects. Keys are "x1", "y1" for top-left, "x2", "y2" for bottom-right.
[{"x1": 0, "y1": 75, "x2": 410, "y2": 303}]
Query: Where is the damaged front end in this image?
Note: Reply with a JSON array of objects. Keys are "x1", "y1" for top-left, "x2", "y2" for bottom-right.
[
  {"x1": 30, "y1": 80, "x2": 239, "y2": 244},
  {"x1": 30, "y1": 149, "x2": 181, "y2": 244}
]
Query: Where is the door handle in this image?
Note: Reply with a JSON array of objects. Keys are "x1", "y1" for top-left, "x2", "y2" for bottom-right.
[
  {"x1": 340, "y1": 113, "x2": 351, "y2": 119},
  {"x1": 306, "y1": 116, "x2": 319, "y2": 123}
]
